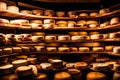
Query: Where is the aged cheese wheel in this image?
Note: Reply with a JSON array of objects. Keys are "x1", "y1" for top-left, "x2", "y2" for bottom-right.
[
  {"x1": 50, "y1": 59, "x2": 63, "y2": 69},
  {"x1": 112, "y1": 47, "x2": 120, "y2": 54},
  {"x1": 58, "y1": 35, "x2": 70, "y2": 40},
  {"x1": 7, "y1": 6, "x2": 19, "y2": 13},
  {"x1": 99, "y1": 8, "x2": 109, "y2": 15},
  {"x1": 69, "y1": 32, "x2": 79, "y2": 36},
  {"x1": 105, "y1": 46, "x2": 114, "y2": 51},
  {"x1": 87, "y1": 72, "x2": 106, "y2": 80},
  {"x1": 44, "y1": 10, "x2": 54, "y2": 17},
  {"x1": 40, "y1": 63, "x2": 52, "y2": 70},
  {"x1": 66, "y1": 63, "x2": 75, "y2": 69},
  {"x1": 34, "y1": 46, "x2": 45, "y2": 52},
  {"x1": 67, "y1": 69, "x2": 82, "y2": 80},
  {"x1": 70, "y1": 47, "x2": 78, "y2": 51},
  {"x1": 16, "y1": 55, "x2": 28, "y2": 59},
  {"x1": 71, "y1": 35, "x2": 87, "y2": 41},
  {"x1": 44, "y1": 19, "x2": 55, "y2": 24},
  {"x1": 32, "y1": 36, "x2": 44, "y2": 42},
  {"x1": 20, "y1": 10, "x2": 32, "y2": 15},
  {"x1": 32, "y1": 9, "x2": 43, "y2": 16},
  {"x1": 12, "y1": 60, "x2": 28, "y2": 68},
  {"x1": 30, "y1": 20, "x2": 42, "y2": 24},
  {"x1": 27, "y1": 58, "x2": 37, "y2": 64},
  {"x1": 74, "y1": 62, "x2": 88, "y2": 70},
  {"x1": 79, "y1": 47, "x2": 90, "y2": 52},
  {"x1": 28, "y1": 65, "x2": 38, "y2": 76},
  {"x1": 68, "y1": 21, "x2": 76, "y2": 27},
  {"x1": 90, "y1": 12, "x2": 99, "y2": 17},
  {"x1": 0, "y1": 18, "x2": 9, "y2": 24},
  {"x1": 90, "y1": 34, "x2": 104, "y2": 40},
  {"x1": 12, "y1": 47, "x2": 22, "y2": 53},
  {"x1": 67, "y1": 11, "x2": 76, "y2": 17},
  {"x1": 56, "y1": 11, "x2": 65, "y2": 17},
  {"x1": 110, "y1": 17, "x2": 119, "y2": 25},
  {"x1": 58, "y1": 47, "x2": 70, "y2": 52},
  {"x1": 0, "y1": 64, "x2": 13, "y2": 75},
  {"x1": 79, "y1": 13, "x2": 88, "y2": 16},
  {"x1": 36, "y1": 73, "x2": 48, "y2": 80},
  {"x1": 21, "y1": 46, "x2": 30, "y2": 52},
  {"x1": 56, "y1": 21, "x2": 68, "y2": 27},
  {"x1": 77, "y1": 20, "x2": 87, "y2": 27},
  {"x1": 54, "y1": 72, "x2": 72, "y2": 80},
  {"x1": 0, "y1": 74, "x2": 18, "y2": 80},
  {"x1": 15, "y1": 66, "x2": 33, "y2": 76},
  {"x1": 3, "y1": 48, "x2": 12, "y2": 54},
  {"x1": 0, "y1": 2, "x2": 7, "y2": 10},
  {"x1": 46, "y1": 47, "x2": 57, "y2": 52},
  {"x1": 45, "y1": 35, "x2": 56, "y2": 40},
  {"x1": 92, "y1": 47, "x2": 104, "y2": 52},
  {"x1": 32, "y1": 32, "x2": 45, "y2": 36},
  {"x1": 109, "y1": 32, "x2": 120, "y2": 39},
  {"x1": 92, "y1": 63, "x2": 108, "y2": 71}
]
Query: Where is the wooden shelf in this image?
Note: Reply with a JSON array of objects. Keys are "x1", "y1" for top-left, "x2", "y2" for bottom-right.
[
  {"x1": 0, "y1": 9, "x2": 119, "y2": 20},
  {"x1": 0, "y1": 23, "x2": 120, "y2": 31},
  {"x1": 0, "y1": 51, "x2": 109, "y2": 58}
]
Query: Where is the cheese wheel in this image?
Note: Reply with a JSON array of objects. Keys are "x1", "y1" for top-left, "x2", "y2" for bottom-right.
[
  {"x1": 74, "y1": 62, "x2": 88, "y2": 70},
  {"x1": 1, "y1": 74, "x2": 18, "y2": 80},
  {"x1": 36, "y1": 73, "x2": 48, "y2": 80},
  {"x1": 34, "y1": 46, "x2": 45, "y2": 52},
  {"x1": 45, "y1": 35, "x2": 56, "y2": 40},
  {"x1": 3, "y1": 48, "x2": 12, "y2": 54},
  {"x1": 12, "y1": 60, "x2": 28, "y2": 68},
  {"x1": 79, "y1": 47, "x2": 90, "y2": 52},
  {"x1": 67, "y1": 69, "x2": 82, "y2": 80},
  {"x1": 87, "y1": 72, "x2": 106, "y2": 80},
  {"x1": 109, "y1": 32, "x2": 120, "y2": 39},
  {"x1": 79, "y1": 31, "x2": 88, "y2": 35},
  {"x1": 69, "y1": 32, "x2": 79, "y2": 36},
  {"x1": 20, "y1": 10, "x2": 32, "y2": 15},
  {"x1": 12, "y1": 47, "x2": 22, "y2": 53},
  {"x1": 30, "y1": 20, "x2": 42, "y2": 24},
  {"x1": 0, "y1": 64, "x2": 13, "y2": 75},
  {"x1": 44, "y1": 10, "x2": 54, "y2": 17},
  {"x1": 44, "y1": 19, "x2": 55, "y2": 24},
  {"x1": 58, "y1": 35, "x2": 70, "y2": 40},
  {"x1": 70, "y1": 47, "x2": 78, "y2": 51},
  {"x1": 90, "y1": 12, "x2": 99, "y2": 17},
  {"x1": 0, "y1": 18, "x2": 9, "y2": 24},
  {"x1": 100, "y1": 21, "x2": 110, "y2": 28},
  {"x1": 7, "y1": 6, "x2": 19, "y2": 13},
  {"x1": 32, "y1": 36, "x2": 44, "y2": 42},
  {"x1": 56, "y1": 11, "x2": 65, "y2": 17},
  {"x1": 99, "y1": 8, "x2": 109, "y2": 15},
  {"x1": 46, "y1": 47, "x2": 57, "y2": 52},
  {"x1": 77, "y1": 20, "x2": 87, "y2": 27},
  {"x1": 54, "y1": 72, "x2": 72, "y2": 80},
  {"x1": 79, "y1": 13, "x2": 88, "y2": 16},
  {"x1": 68, "y1": 11, "x2": 76, "y2": 17},
  {"x1": 16, "y1": 55, "x2": 28, "y2": 59},
  {"x1": 71, "y1": 35, "x2": 87, "y2": 40},
  {"x1": 21, "y1": 46, "x2": 30, "y2": 52},
  {"x1": 87, "y1": 20, "x2": 98, "y2": 25},
  {"x1": 66, "y1": 63, "x2": 75, "y2": 69},
  {"x1": 110, "y1": 17, "x2": 119, "y2": 25},
  {"x1": 28, "y1": 65, "x2": 38, "y2": 76},
  {"x1": 15, "y1": 66, "x2": 33, "y2": 76},
  {"x1": 27, "y1": 58, "x2": 37, "y2": 64},
  {"x1": 92, "y1": 47, "x2": 104, "y2": 52},
  {"x1": 105, "y1": 46, "x2": 114, "y2": 51},
  {"x1": 56, "y1": 21, "x2": 68, "y2": 27},
  {"x1": 50, "y1": 59, "x2": 63, "y2": 69},
  {"x1": 90, "y1": 34, "x2": 104, "y2": 40},
  {"x1": 92, "y1": 63, "x2": 108, "y2": 71},
  {"x1": 32, "y1": 9, "x2": 43, "y2": 16},
  {"x1": 15, "y1": 35, "x2": 23, "y2": 42},
  {"x1": 32, "y1": 32, "x2": 45, "y2": 36},
  {"x1": 0, "y1": 2, "x2": 7, "y2": 10},
  {"x1": 40, "y1": 63, "x2": 52, "y2": 70},
  {"x1": 58, "y1": 47, "x2": 70, "y2": 52},
  {"x1": 113, "y1": 63, "x2": 120, "y2": 71},
  {"x1": 112, "y1": 47, "x2": 120, "y2": 54},
  {"x1": 68, "y1": 21, "x2": 76, "y2": 27}
]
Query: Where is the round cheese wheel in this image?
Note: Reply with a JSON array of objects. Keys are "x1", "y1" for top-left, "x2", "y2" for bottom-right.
[
  {"x1": 50, "y1": 59, "x2": 63, "y2": 69},
  {"x1": 40, "y1": 63, "x2": 52, "y2": 70},
  {"x1": 45, "y1": 35, "x2": 56, "y2": 40},
  {"x1": 32, "y1": 9, "x2": 43, "y2": 16},
  {"x1": 112, "y1": 47, "x2": 120, "y2": 54},
  {"x1": 56, "y1": 11, "x2": 65, "y2": 17},
  {"x1": 34, "y1": 46, "x2": 45, "y2": 52},
  {"x1": 87, "y1": 72, "x2": 106, "y2": 80},
  {"x1": 92, "y1": 63, "x2": 108, "y2": 71},
  {"x1": 3, "y1": 48, "x2": 12, "y2": 54},
  {"x1": 110, "y1": 17, "x2": 119, "y2": 25},
  {"x1": 7, "y1": 6, "x2": 19, "y2": 13},
  {"x1": 0, "y1": 18, "x2": 9, "y2": 24},
  {"x1": 67, "y1": 69, "x2": 82, "y2": 80},
  {"x1": 32, "y1": 32, "x2": 45, "y2": 36},
  {"x1": 36, "y1": 73, "x2": 48, "y2": 80},
  {"x1": 92, "y1": 47, "x2": 104, "y2": 52},
  {"x1": 79, "y1": 13, "x2": 88, "y2": 16},
  {"x1": 0, "y1": 64, "x2": 13, "y2": 75},
  {"x1": 12, "y1": 47, "x2": 22, "y2": 53},
  {"x1": 77, "y1": 20, "x2": 87, "y2": 27},
  {"x1": 90, "y1": 12, "x2": 99, "y2": 17},
  {"x1": 32, "y1": 36, "x2": 44, "y2": 42},
  {"x1": 67, "y1": 11, "x2": 76, "y2": 17},
  {"x1": 15, "y1": 66, "x2": 33, "y2": 76},
  {"x1": 16, "y1": 55, "x2": 28, "y2": 59},
  {"x1": 0, "y1": 2, "x2": 7, "y2": 10},
  {"x1": 21, "y1": 46, "x2": 30, "y2": 52},
  {"x1": 90, "y1": 34, "x2": 104, "y2": 40},
  {"x1": 74, "y1": 62, "x2": 88, "y2": 70},
  {"x1": 54, "y1": 72, "x2": 72, "y2": 80},
  {"x1": 99, "y1": 8, "x2": 109, "y2": 15},
  {"x1": 44, "y1": 10, "x2": 54, "y2": 17},
  {"x1": 113, "y1": 63, "x2": 120, "y2": 71},
  {"x1": 20, "y1": 10, "x2": 32, "y2": 15},
  {"x1": 71, "y1": 35, "x2": 87, "y2": 41},
  {"x1": 69, "y1": 32, "x2": 79, "y2": 36},
  {"x1": 30, "y1": 20, "x2": 42, "y2": 24},
  {"x1": 0, "y1": 74, "x2": 18, "y2": 80},
  {"x1": 56, "y1": 21, "x2": 68, "y2": 27},
  {"x1": 28, "y1": 65, "x2": 38, "y2": 76},
  {"x1": 70, "y1": 47, "x2": 78, "y2": 51},
  {"x1": 46, "y1": 47, "x2": 57, "y2": 52},
  {"x1": 66, "y1": 63, "x2": 75, "y2": 69},
  {"x1": 27, "y1": 58, "x2": 37, "y2": 64},
  {"x1": 105, "y1": 46, "x2": 114, "y2": 51},
  {"x1": 68, "y1": 21, "x2": 76, "y2": 27},
  {"x1": 58, "y1": 47, "x2": 70, "y2": 52},
  {"x1": 58, "y1": 35, "x2": 70, "y2": 40},
  {"x1": 79, "y1": 47, "x2": 90, "y2": 52},
  {"x1": 87, "y1": 20, "x2": 98, "y2": 25},
  {"x1": 12, "y1": 60, "x2": 28, "y2": 68}
]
